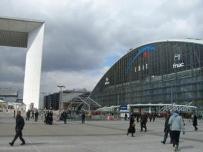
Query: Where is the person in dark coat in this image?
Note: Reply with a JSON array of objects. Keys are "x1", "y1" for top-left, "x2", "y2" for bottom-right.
[
  {"x1": 152, "y1": 113, "x2": 156, "y2": 122},
  {"x1": 81, "y1": 112, "x2": 85, "y2": 124},
  {"x1": 136, "y1": 113, "x2": 140, "y2": 122},
  {"x1": 26, "y1": 110, "x2": 30, "y2": 121},
  {"x1": 9, "y1": 111, "x2": 25, "y2": 146},
  {"x1": 127, "y1": 114, "x2": 135, "y2": 137},
  {"x1": 62, "y1": 110, "x2": 67, "y2": 124},
  {"x1": 161, "y1": 112, "x2": 172, "y2": 144},
  {"x1": 140, "y1": 113, "x2": 148, "y2": 132},
  {"x1": 124, "y1": 113, "x2": 128, "y2": 121},
  {"x1": 192, "y1": 114, "x2": 198, "y2": 131},
  {"x1": 48, "y1": 110, "x2": 53, "y2": 125},
  {"x1": 45, "y1": 110, "x2": 53, "y2": 125},
  {"x1": 35, "y1": 110, "x2": 39, "y2": 122}
]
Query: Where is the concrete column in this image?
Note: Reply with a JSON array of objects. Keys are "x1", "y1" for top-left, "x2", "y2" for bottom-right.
[{"x1": 23, "y1": 24, "x2": 45, "y2": 110}]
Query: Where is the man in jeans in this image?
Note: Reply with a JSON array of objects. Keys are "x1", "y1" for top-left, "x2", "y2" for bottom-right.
[
  {"x1": 168, "y1": 111, "x2": 185, "y2": 152},
  {"x1": 9, "y1": 111, "x2": 25, "y2": 146}
]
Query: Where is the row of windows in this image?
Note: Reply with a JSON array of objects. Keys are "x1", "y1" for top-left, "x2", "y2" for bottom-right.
[
  {"x1": 93, "y1": 89, "x2": 203, "y2": 106},
  {"x1": 101, "y1": 73, "x2": 203, "y2": 94},
  {"x1": 99, "y1": 86, "x2": 203, "y2": 99},
  {"x1": 91, "y1": 69, "x2": 203, "y2": 106}
]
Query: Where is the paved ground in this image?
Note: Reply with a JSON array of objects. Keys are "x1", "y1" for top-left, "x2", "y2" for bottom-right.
[{"x1": 0, "y1": 112, "x2": 203, "y2": 152}]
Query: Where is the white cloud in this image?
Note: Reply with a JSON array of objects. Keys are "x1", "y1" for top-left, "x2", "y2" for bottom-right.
[
  {"x1": 0, "y1": 0, "x2": 202, "y2": 92},
  {"x1": 41, "y1": 70, "x2": 102, "y2": 93}
]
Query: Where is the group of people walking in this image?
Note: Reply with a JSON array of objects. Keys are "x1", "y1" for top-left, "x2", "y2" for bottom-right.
[
  {"x1": 127, "y1": 113, "x2": 149, "y2": 137},
  {"x1": 161, "y1": 111, "x2": 198, "y2": 152},
  {"x1": 25, "y1": 109, "x2": 39, "y2": 122},
  {"x1": 60, "y1": 110, "x2": 86, "y2": 124},
  {"x1": 161, "y1": 111, "x2": 185, "y2": 152},
  {"x1": 44, "y1": 110, "x2": 53, "y2": 125},
  {"x1": 127, "y1": 111, "x2": 199, "y2": 152},
  {"x1": 9, "y1": 109, "x2": 199, "y2": 148}
]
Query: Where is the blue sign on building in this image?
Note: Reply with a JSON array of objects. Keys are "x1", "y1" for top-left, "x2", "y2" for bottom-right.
[
  {"x1": 119, "y1": 105, "x2": 128, "y2": 111},
  {"x1": 125, "y1": 44, "x2": 156, "y2": 74}
]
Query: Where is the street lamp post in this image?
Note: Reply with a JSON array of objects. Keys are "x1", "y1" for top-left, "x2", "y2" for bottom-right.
[{"x1": 57, "y1": 85, "x2": 65, "y2": 112}]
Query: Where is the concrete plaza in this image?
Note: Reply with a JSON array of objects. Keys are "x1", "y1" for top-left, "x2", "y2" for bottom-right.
[{"x1": 0, "y1": 112, "x2": 202, "y2": 152}]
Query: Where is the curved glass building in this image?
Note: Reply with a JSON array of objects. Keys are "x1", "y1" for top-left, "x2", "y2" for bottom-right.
[{"x1": 90, "y1": 39, "x2": 203, "y2": 106}]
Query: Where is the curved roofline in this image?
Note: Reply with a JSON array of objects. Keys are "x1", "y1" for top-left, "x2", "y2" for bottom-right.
[
  {"x1": 91, "y1": 38, "x2": 203, "y2": 93},
  {"x1": 133, "y1": 38, "x2": 203, "y2": 50}
]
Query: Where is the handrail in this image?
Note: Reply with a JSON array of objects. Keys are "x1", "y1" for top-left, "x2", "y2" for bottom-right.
[
  {"x1": 87, "y1": 96, "x2": 102, "y2": 107},
  {"x1": 78, "y1": 96, "x2": 90, "y2": 111}
]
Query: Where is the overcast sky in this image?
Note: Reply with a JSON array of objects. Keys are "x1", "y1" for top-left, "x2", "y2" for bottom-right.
[{"x1": 0, "y1": 0, "x2": 203, "y2": 94}]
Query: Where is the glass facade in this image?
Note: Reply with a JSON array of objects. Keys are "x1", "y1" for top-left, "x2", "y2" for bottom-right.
[
  {"x1": 90, "y1": 41, "x2": 203, "y2": 106},
  {"x1": 44, "y1": 93, "x2": 59, "y2": 110},
  {"x1": 44, "y1": 91, "x2": 89, "y2": 110}
]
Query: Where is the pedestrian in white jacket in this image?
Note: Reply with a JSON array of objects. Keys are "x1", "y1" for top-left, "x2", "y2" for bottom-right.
[{"x1": 168, "y1": 111, "x2": 185, "y2": 152}]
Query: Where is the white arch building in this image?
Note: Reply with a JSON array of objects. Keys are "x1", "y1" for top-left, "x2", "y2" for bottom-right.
[{"x1": 0, "y1": 17, "x2": 45, "y2": 110}]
